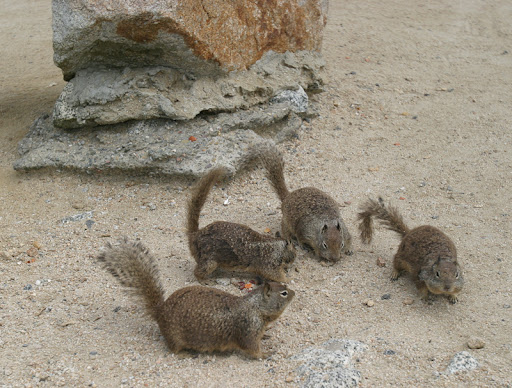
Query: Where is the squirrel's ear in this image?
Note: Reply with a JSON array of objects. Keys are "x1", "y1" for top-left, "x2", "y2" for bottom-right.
[{"x1": 263, "y1": 283, "x2": 271, "y2": 298}]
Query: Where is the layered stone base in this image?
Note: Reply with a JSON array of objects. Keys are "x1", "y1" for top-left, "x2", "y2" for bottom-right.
[{"x1": 14, "y1": 92, "x2": 310, "y2": 177}]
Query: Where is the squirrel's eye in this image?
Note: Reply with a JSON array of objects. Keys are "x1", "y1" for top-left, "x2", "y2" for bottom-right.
[
  {"x1": 455, "y1": 272, "x2": 459, "y2": 279},
  {"x1": 341, "y1": 242, "x2": 345, "y2": 249},
  {"x1": 280, "y1": 291, "x2": 288, "y2": 297},
  {"x1": 336, "y1": 222, "x2": 341, "y2": 231},
  {"x1": 322, "y1": 242, "x2": 328, "y2": 249},
  {"x1": 436, "y1": 271, "x2": 440, "y2": 278}
]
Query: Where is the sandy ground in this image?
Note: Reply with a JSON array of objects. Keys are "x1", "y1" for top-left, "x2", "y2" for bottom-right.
[{"x1": 1, "y1": 0, "x2": 511, "y2": 387}]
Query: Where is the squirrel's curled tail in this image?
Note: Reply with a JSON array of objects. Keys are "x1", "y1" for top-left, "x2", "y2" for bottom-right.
[
  {"x1": 186, "y1": 167, "x2": 227, "y2": 258},
  {"x1": 97, "y1": 239, "x2": 165, "y2": 321},
  {"x1": 357, "y1": 197, "x2": 410, "y2": 244},
  {"x1": 187, "y1": 167, "x2": 227, "y2": 235},
  {"x1": 239, "y1": 141, "x2": 289, "y2": 202}
]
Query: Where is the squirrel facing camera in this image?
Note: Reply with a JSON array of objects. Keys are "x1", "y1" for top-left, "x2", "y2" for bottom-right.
[
  {"x1": 240, "y1": 142, "x2": 353, "y2": 263},
  {"x1": 358, "y1": 197, "x2": 464, "y2": 304}
]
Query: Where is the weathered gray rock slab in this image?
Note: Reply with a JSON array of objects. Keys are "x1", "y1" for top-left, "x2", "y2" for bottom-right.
[
  {"x1": 290, "y1": 339, "x2": 367, "y2": 388},
  {"x1": 53, "y1": 0, "x2": 328, "y2": 80},
  {"x1": 14, "y1": 98, "x2": 305, "y2": 177},
  {"x1": 53, "y1": 52, "x2": 323, "y2": 128}
]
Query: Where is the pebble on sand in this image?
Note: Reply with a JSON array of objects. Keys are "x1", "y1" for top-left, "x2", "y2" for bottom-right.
[
  {"x1": 467, "y1": 337, "x2": 485, "y2": 349},
  {"x1": 364, "y1": 299, "x2": 375, "y2": 307}
]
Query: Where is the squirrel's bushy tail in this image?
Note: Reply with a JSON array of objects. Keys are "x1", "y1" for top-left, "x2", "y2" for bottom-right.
[
  {"x1": 239, "y1": 141, "x2": 289, "y2": 202},
  {"x1": 97, "y1": 239, "x2": 165, "y2": 321},
  {"x1": 357, "y1": 197, "x2": 410, "y2": 244},
  {"x1": 187, "y1": 167, "x2": 227, "y2": 235}
]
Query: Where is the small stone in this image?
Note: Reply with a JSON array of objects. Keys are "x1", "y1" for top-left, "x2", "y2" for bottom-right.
[
  {"x1": 72, "y1": 201, "x2": 86, "y2": 210},
  {"x1": 381, "y1": 294, "x2": 391, "y2": 300},
  {"x1": 364, "y1": 299, "x2": 375, "y2": 307},
  {"x1": 376, "y1": 257, "x2": 386, "y2": 267},
  {"x1": 467, "y1": 338, "x2": 485, "y2": 349},
  {"x1": 26, "y1": 247, "x2": 38, "y2": 257},
  {"x1": 285, "y1": 376, "x2": 294, "y2": 383},
  {"x1": 23, "y1": 284, "x2": 32, "y2": 290},
  {"x1": 384, "y1": 349, "x2": 395, "y2": 355},
  {"x1": 32, "y1": 241, "x2": 42, "y2": 249},
  {"x1": 403, "y1": 298, "x2": 414, "y2": 305}
]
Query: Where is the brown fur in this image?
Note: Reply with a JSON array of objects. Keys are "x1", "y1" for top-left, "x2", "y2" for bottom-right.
[
  {"x1": 240, "y1": 142, "x2": 352, "y2": 262},
  {"x1": 358, "y1": 197, "x2": 464, "y2": 303},
  {"x1": 187, "y1": 167, "x2": 296, "y2": 282},
  {"x1": 96, "y1": 239, "x2": 295, "y2": 358}
]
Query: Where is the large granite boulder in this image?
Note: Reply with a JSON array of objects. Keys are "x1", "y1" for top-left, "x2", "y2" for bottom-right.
[
  {"x1": 53, "y1": 0, "x2": 328, "y2": 80},
  {"x1": 51, "y1": 0, "x2": 328, "y2": 128},
  {"x1": 15, "y1": 0, "x2": 328, "y2": 177}
]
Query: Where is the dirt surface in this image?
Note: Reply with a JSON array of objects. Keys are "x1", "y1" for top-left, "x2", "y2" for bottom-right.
[{"x1": 1, "y1": 1, "x2": 511, "y2": 387}]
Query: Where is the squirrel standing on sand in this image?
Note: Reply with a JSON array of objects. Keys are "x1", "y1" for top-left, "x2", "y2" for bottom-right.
[
  {"x1": 96, "y1": 239, "x2": 295, "y2": 358},
  {"x1": 358, "y1": 197, "x2": 464, "y2": 303},
  {"x1": 187, "y1": 167, "x2": 296, "y2": 283},
  {"x1": 241, "y1": 142, "x2": 352, "y2": 263}
]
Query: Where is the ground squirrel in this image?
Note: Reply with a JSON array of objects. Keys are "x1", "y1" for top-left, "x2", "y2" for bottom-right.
[
  {"x1": 358, "y1": 197, "x2": 464, "y2": 303},
  {"x1": 240, "y1": 142, "x2": 352, "y2": 263},
  {"x1": 96, "y1": 239, "x2": 295, "y2": 358},
  {"x1": 187, "y1": 167, "x2": 296, "y2": 283}
]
